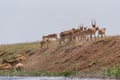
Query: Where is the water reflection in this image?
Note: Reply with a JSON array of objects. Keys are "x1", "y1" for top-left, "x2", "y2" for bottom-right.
[{"x1": 0, "y1": 76, "x2": 118, "y2": 80}]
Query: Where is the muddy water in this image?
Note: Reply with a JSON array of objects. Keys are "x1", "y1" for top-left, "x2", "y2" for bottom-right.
[{"x1": 0, "y1": 76, "x2": 117, "y2": 80}]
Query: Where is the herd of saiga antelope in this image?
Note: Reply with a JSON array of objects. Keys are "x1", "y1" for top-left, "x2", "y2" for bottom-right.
[{"x1": 40, "y1": 20, "x2": 106, "y2": 49}]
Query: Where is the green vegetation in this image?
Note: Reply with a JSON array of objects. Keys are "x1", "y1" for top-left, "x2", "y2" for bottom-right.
[
  {"x1": 0, "y1": 41, "x2": 39, "y2": 61},
  {"x1": 0, "y1": 70, "x2": 41, "y2": 76},
  {"x1": 103, "y1": 65, "x2": 120, "y2": 78},
  {"x1": 54, "y1": 70, "x2": 77, "y2": 77},
  {"x1": 0, "y1": 70, "x2": 78, "y2": 77},
  {"x1": 2, "y1": 65, "x2": 120, "y2": 78}
]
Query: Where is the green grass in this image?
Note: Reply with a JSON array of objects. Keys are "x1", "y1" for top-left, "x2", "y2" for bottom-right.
[
  {"x1": 0, "y1": 70, "x2": 78, "y2": 77},
  {"x1": 103, "y1": 65, "x2": 120, "y2": 78},
  {"x1": 54, "y1": 70, "x2": 77, "y2": 77},
  {"x1": 1, "y1": 65, "x2": 120, "y2": 78},
  {"x1": 0, "y1": 41, "x2": 39, "y2": 61},
  {"x1": 0, "y1": 70, "x2": 42, "y2": 76}
]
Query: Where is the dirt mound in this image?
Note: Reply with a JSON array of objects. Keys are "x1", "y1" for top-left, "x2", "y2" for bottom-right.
[{"x1": 24, "y1": 36, "x2": 120, "y2": 72}]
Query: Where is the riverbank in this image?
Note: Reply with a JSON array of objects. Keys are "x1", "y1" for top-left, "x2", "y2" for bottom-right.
[
  {"x1": 0, "y1": 66, "x2": 120, "y2": 79},
  {"x1": 0, "y1": 36, "x2": 120, "y2": 78}
]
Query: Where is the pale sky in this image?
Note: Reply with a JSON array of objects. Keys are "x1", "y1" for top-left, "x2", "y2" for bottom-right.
[{"x1": 0, "y1": 0, "x2": 120, "y2": 44}]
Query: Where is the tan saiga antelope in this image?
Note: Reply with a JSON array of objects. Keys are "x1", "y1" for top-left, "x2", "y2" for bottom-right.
[
  {"x1": 40, "y1": 38, "x2": 50, "y2": 49},
  {"x1": 47, "y1": 34, "x2": 58, "y2": 40},
  {"x1": 98, "y1": 28, "x2": 106, "y2": 39},
  {"x1": 14, "y1": 63, "x2": 24, "y2": 70},
  {"x1": 78, "y1": 25, "x2": 84, "y2": 41},
  {"x1": 80, "y1": 26, "x2": 90, "y2": 43},
  {"x1": 0, "y1": 63, "x2": 12, "y2": 70},
  {"x1": 40, "y1": 33, "x2": 58, "y2": 49},
  {"x1": 43, "y1": 33, "x2": 58, "y2": 41},
  {"x1": 58, "y1": 29, "x2": 75, "y2": 46},
  {"x1": 15, "y1": 54, "x2": 26, "y2": 62},
  {"x1": 88, "y1": 20, "x2": 99, "y2": 40},
  {"x1": 71, "y1": 27, "x2": 82, "y2": 42}
]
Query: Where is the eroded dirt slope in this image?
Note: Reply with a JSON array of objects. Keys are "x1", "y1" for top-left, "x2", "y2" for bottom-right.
[{"x1": 24, "y1": 36, "x2": 120, "y2": 72}]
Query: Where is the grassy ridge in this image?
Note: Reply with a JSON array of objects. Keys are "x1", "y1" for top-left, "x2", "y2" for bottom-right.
[
  {"x1": 0, "y1": 41, "x2": 39, "y2": 61},
  {"x1": 0, "y1": 42, "x2": 78, "y2": 77},
  {"x1": 1, "y1": 36, "x2": 120, "y2": 78}
]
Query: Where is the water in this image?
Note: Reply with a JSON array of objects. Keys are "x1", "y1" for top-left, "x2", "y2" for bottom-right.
[{"x1": 0, "y1": 76, "x2": 117, "y2": 80}]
